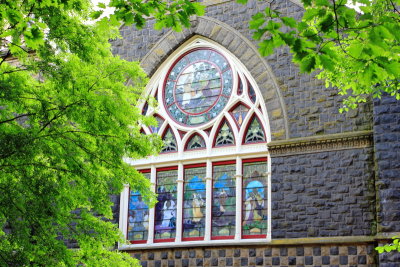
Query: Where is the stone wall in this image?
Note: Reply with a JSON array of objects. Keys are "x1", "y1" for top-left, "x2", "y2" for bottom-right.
[
  {"x1": 129, "y1": 243, "x2": 376, "y2": 267},
  {"x1": 271, "y1": 147, "x2": 376, "y2": 239},
  {"x1": 374, "y1": 95, "x2": 400, "y2": 267}
]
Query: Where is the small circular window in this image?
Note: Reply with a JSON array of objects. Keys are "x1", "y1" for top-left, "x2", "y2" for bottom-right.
[{"x1": 164, "y1": 48, "x2": 233, "y2": 126}]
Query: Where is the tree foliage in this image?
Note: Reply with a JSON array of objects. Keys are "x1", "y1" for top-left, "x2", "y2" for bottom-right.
[
  {"x1": 376, "y1": 236, "x2": 400, "y2": 253},
  {"x1": 245, "y1": 0, "x2": 400, "y2": 111},
  {"x1": 0, "y1": 0, "x2": 203, "y2": 266}
]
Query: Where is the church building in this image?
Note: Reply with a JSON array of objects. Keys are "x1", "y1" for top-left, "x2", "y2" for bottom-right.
[{"x1": 111, "y1": 0, "x2": 400, "y2": 266}]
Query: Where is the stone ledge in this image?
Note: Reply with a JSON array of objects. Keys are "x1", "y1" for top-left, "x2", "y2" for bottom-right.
[
  {"x1": 271, "y1": 235, "x2": 375, "y2": 245},
  {"x1": 268, "y1": 130, "x2": 373, "y2": 156}
]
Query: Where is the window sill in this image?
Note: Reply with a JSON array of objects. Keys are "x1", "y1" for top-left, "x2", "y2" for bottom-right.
[{"x1": 119, "y1": 238, "x2": 271, "y2": 250}]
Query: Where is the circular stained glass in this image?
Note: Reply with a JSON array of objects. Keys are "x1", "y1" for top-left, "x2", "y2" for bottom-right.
[{"x1": 164, "y1": 48, "x2": 233, "y2": 126}]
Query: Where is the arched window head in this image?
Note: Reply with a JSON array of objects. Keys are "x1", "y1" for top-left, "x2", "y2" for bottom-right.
[
  {"x1": 244, "y1": 116, "x2": 266, "y2": 143},
  {"x1": 161, "y1": 127, "x2": 177, "y2": 153},
  {"x1": 186, "y1": 134, "x2": 206, "y2": 150},
  {"x1": 214, "y1": 120, "x2": 235, "y2": 147},
  {"x1": 122, "y1": 37, "x2": 271, "y2": 248}
]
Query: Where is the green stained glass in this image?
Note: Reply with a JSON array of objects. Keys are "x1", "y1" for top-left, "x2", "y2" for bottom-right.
[
  {"x1": 215, "y1": 121, "x2": 234, "y2": 146},
  {"x1": 245, "y1": 117, "x2": 265, "y2": 143},
  {"x1": 212, "y1": 164, "x2": 236, "y2": 238},
  {"x1": 162, "y1": 128, "x2": 177, "y2": 152},
  {"x1": 186, "y1": 135, "x2": 206, "y2": 150}
]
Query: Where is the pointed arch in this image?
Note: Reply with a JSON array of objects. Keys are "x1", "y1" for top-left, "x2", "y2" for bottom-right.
[
  {"x1": 243, "y1": 115, "x2": 266, "y2": 144},
  {"x1": 185, "y1": 133, "x2": 206, "y2": 150},
  {"x1": 229, "y1": 102, "x2": 250, "y2": 128},
  {"x1": 140, "y1": 16, "x2": 289, "y2": 140},
  {"x1": 161, "y1": 126, "x2": 178, "y2": 153},
  {"x1": 149, "y1": 114, "x2": 165, "y2": 134},
  {"x1": 213, "y1": 118, "x2": 235, "y2": 147}
]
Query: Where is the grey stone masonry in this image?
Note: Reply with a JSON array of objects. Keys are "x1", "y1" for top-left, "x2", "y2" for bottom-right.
[
  {"x1": 271, "y1": 148, "x2": 376, "y2": 239},
  {"x1": 374, "y1": 95, "x2": 400, "y2": 267}
]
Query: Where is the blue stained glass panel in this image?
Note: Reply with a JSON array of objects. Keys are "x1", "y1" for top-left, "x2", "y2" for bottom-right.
[
  {"x1": 155, "y1": 169, "x2": 178, "y2": 240},
  {"x1": 242, "y1": 161, "x2": 268, "y2": 236},
  {"x1": 128, "y1": 172, "x2": 150, "y2": 242}
]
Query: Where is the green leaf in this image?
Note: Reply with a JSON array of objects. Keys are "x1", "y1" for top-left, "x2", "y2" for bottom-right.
[
  {"x1": 97, "y1": 2, "x2": 106, "y2": 9},
  {"x1": 236, "y1": 0, "x2": 248, "y2": 4},
  {"x1": 319, "y1": 54, "x2": 335, "y2": 71},
  {"x1": 300, "y1": 54, "x2": 316, "y2": 72},
  {"x1": 259, "y1": 38, "x2": 275, "y2": 56},
  {"x1": 281, "y1": 17, "x2": 297, "y2": 28}
]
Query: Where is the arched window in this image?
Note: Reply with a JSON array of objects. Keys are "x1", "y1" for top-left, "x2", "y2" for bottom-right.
[{"x1": 120, "y1": 37, "x2": 271, "y2": 248}]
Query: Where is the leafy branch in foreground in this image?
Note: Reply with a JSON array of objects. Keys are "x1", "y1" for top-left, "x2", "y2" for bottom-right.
[
  {"x1": 0, "y1": 0, "x2": 203, "y2": 266},
  {"x1": 376, "y1": 236, "x2": 400, "y2": 253},
  {"x1": 245, "y1": 0, "x2": 400, "y2": 111}
]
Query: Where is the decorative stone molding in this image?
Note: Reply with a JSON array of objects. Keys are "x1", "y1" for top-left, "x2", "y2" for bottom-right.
[
  {"x1": 140, "y1": 16, "x2": 289, "y2": 141},
  {"x1": 268, "y1": 130, "x2": 373, "y2": 156}
]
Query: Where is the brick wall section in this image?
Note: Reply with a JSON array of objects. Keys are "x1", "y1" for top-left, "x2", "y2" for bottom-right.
[
  {"x1": 374, "y1": 96, "x2": 400, "y2": 267},
  {"x1": 111, "y1": 0, "x2": 373, "y2": 139},
  {"x1": 128, "y1": 243, "x2": 376, "y2": 267},
  {"x1": 271, "y1": 148, "x2": 376, "y2": 239}
]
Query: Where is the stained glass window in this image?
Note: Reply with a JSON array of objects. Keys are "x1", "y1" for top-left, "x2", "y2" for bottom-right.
[
  {"x1": 231, "y1": 104, "x2": 249, "y2": 127},
  {"x1": 248, "y1": 81, "x2": 256, "y2": 103},
  {"x1": 183, "y1": 166, "x2": 206, "y2": 240},
  {"x1": 242, "y1": 160, "x2": 268, "y2": 238},
  {"x1": 237, "y1": 76, "x2": 243, "y2": 95},
  {"x1": 155, "y1": 169, "x2": 178, "y2": 240},
  {"x1": 186, "y1": 134, "x2": 206, "y2": 150},
  {"x1": 150, "y1": 115, "x2": 165, "y2": 134},
  {"x1": 245, "y1": 116, "x2": 265, "y2": 143},
  {"x1": 161, "y1": 128, "x2": 177, "y2": 152},
  {"x1": 164, "y1": 49, "x2": 233, "y2": 126},
  {"x1": 215, "y1": 120, "x2": 234, "y2": 146},
  {"x1": 212, "y1": 163, "x2": 236, "y2": 239},
  {"x1": 128, "y1": 172, "x2": 150, "y2": 243}
]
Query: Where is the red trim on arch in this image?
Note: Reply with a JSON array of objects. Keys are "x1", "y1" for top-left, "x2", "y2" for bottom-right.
[
  {"x1": 139, "y1": 169, "x2": 151, "y2": 173},
  {"x1": 184, "y1": 133, "x2": 206, "y2": 151},
  {"x1": 211, "y1": 235, "x2": 234, "y2": 240},
  {"x1": 241, "y1": 113, "x2": 268, "y2": 145},
  {"x1": 212, "y1": 117, "x2": 236, "y2": 147}
]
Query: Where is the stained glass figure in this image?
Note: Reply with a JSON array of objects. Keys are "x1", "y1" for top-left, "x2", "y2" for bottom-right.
[
  {"x1": 242, "y1": 161, "x2": 268, "y2": 237},
  {"x1": 186, "y1": 134, "x2": 206, "y2": 150},
  {"x1": 248, "y1": 81, "x2": 256, "y2": 103},
  {"x1": 212, "y1": 163, "x2": 236, "y2": 238},
  {"x1": 183, "y1": 166, "x2": 206, "y2": 239},
  {"x1": 161, "y1": 128, "x2": 177, "y2": 152},
  {"x1": 164, "y1": 49, "x2": 233, "y2": 126},
  {"x1": 244, "y1": 116, "x2": 265, "y2": 143},
  {"x1": 155, "y1": 169, "x2": 178, "y2": 240},
  {"x1": 128, "y1": 172, "x2": 150, "y2": 242},
  {"x1": 231, "y1": 104, "x2": 249, "y2": 127},
  {"x1": 215, "y1": 120, "x2": 235, "y2": 146},
  {"x1": 150, "y1": 115, "x2": 165, "y2": 134}
]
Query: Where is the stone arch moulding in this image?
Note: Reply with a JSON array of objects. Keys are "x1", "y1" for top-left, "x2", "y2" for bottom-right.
[{"x1": 140, "y1": 16, "x2": 289, "y2": 141}]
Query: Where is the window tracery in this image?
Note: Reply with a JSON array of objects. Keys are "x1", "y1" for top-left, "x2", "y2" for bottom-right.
[
  {"x1": 121, "y1": 37, "x2": 271, "y2": 248},
  {"x1": 215, "y1": 120, "x2": 235, "y2": 146}
]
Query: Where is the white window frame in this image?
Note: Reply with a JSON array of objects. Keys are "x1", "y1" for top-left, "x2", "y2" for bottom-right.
[{"x1": 119, "y1": 36, "x2": 272, "y2": 249}]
